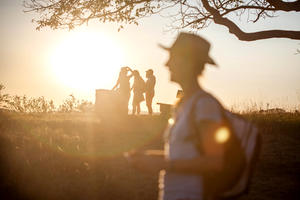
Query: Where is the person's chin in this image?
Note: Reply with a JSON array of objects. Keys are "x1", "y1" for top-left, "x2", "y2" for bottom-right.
[
  {"x1": 169, "y1": 74, "x2": 174, "y2": 82},
  {"x1": 170, "y1": 76, "x2": 178, "y2": 83}
]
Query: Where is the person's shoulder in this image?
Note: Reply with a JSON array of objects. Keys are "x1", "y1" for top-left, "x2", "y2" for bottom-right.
[
  {"x1": 152, "y1": 76, "x2": 156, "y2": 84},
  {"x1": 150, "y1": 75, "x2": 156, "y2": 80},
  {"x1": 194, "y1": 93, "x2": 222, "y2": 122},
  {"x1": 195, "y1": 93, "x2": 219, "y2": 107}
]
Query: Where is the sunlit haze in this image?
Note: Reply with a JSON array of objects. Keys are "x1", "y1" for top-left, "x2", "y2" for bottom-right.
[{"x1": 1, "y1": 0, "x2": 300, "y2": 112}]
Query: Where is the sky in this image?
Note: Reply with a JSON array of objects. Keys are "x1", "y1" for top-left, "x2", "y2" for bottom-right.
[{"x1": 1, "y1": 0, "x2": 300, "y2": 112}]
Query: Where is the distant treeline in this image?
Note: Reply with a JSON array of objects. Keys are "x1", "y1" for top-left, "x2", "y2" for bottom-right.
[{"x1": 0, "y1": 84, "x2": 93, "y2": 113}]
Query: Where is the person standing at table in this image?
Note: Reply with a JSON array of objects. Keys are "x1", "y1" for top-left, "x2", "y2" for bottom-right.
[{"x1": 112, "y1": 66, "x2": 133, "y2": 115}]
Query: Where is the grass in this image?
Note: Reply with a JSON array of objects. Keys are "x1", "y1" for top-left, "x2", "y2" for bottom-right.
[{"x1": 0, "y1": 111, "x2": 299, "y2": 200}]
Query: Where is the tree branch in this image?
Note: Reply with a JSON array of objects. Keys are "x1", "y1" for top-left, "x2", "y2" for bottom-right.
[
  {"x1": 265, "y1": 0, "x2": 300, "y2": 12},
  {"x1": 201, "y1": 0, "x2": 300, "y2": 41},
  {"x1": 221, "y1": 5, "x2": 276, "y2": 16}
]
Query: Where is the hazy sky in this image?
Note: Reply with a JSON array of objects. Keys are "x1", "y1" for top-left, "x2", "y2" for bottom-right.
[{"x1": 1, "y1": 0, "x2": 300, "y2": 112}]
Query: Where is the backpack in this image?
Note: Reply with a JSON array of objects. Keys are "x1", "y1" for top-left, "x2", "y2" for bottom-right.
[{"x1": 189, "y1": 91, "x2": 261, "y2": 199}]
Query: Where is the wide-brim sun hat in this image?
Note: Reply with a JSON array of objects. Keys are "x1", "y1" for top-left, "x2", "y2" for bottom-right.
[{"x1": 159, "y1": 32, "x2": 217, "y2": 66}]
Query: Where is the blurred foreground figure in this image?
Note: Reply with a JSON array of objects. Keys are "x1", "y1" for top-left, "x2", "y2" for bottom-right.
[
  {"x1": 126, "y1": 33, "x2": 228, "y2": 200},
  {"x1": 131, "y1": 70, "x2": 145, "y2": 115},
  {"x1": 112, "y1": 66, "x2": 133, "y2": 115},
  {"x1": 145, "y1": 69, "x2": 156, "y2": 115}
]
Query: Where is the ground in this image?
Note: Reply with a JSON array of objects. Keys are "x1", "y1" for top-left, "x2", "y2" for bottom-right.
[{"x1": 0, "y1": 112, "x2": 299, "y2": 200}]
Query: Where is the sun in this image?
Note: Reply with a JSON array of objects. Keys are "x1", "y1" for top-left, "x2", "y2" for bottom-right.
[{"x1": 50, "y1": 32, "x2": 124, "y2": 90}]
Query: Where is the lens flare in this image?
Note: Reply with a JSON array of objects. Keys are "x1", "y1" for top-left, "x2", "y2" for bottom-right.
[
  {"x1": 215, "y1": 127, "x2": 230, "y2": 143},
  {"x1": 168, "y1": 118, "x2": 175, "y2": 125}
]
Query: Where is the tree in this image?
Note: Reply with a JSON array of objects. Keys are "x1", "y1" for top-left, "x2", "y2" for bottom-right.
[{"x1": 24, "y1": 0, "x2": 300, "y2": 41}]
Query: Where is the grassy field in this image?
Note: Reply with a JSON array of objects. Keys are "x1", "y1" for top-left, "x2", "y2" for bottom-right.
[{"x1": 0, "y1": 112, "x2": 299, "y2": 200}]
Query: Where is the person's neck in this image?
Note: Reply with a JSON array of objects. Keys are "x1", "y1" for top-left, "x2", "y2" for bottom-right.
[{"x1": 181, "y1": 80, "x2": 202, "y2": 100}]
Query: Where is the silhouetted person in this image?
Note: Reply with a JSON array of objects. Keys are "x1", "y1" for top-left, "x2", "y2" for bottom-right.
[
  {"x1": 112, "y1": 66, "x2": 133, "y2": 115},
  {"x1": 145, "y1": 69, "x2": 156, "y2": 115},
  {"x1": 126, "y1": 32, "x2": 228, "y2": 200},
  {"x1": 131, "y1": 70, "x2": 145, "y2": 115}
]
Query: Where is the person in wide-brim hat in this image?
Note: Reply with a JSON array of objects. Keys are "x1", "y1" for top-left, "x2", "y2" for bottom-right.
[{"x1": 127, "y1": 32, "x2": 225, "y2": 200}]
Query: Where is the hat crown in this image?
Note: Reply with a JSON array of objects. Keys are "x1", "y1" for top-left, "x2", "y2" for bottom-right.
[
  {"x1": 159, "y1": 32, "x2": 216, "y2": 65},
  {"x1": 171, "y1": 32, "x2": 210, "y2": 54}
]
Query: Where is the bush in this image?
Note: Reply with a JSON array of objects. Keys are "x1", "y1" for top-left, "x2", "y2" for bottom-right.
[
  {"x1": 1, "y1": 83, "x2": 93, "y2": 113},
  {"x1": 0, "y1": 84, "x2": 10, "y2": 109}
]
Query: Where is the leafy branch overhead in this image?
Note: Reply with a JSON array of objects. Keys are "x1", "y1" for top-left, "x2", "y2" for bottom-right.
[{"x1": 24, "y1": 0, "x2": 300, "y2": 41}]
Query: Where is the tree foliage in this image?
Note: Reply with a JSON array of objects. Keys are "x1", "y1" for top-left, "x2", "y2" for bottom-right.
[{"x1": 24, "y1": 0, "x2": 300, "y2": 41}]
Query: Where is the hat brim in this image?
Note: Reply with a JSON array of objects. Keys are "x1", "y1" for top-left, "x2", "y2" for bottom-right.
[
  {"x1": 207, "y1": 57, "x2": 216, "y2": 66},
  {"x1": 158, "y1": 44, "x2": 170, "y2": 51},
  {"x1": 158, "y1": 43, "x2": 217, "y2": 66}
]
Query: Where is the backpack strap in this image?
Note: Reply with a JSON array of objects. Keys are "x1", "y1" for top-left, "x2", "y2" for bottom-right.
[
  {"x1": 188, "y1": 90, "x2": 225, "y2": 133},
  {"x1": 186, "y1": 90, "x2": 224, "y2": 153},
  {"x1": 188, "y1": 90, "x2": 247, "y2": 197}
]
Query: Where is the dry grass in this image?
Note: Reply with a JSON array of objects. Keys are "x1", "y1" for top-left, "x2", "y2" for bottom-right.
[{"x1": 0, "y1": 112, "x2": 299, "y2": 200}]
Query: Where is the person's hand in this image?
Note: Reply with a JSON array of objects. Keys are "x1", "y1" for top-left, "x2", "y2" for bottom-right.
[{"x1": 124, "y1": 150, "x2": 166, "y2": 173}]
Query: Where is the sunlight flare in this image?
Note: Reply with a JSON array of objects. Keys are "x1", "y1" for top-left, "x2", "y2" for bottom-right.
[
  {"x1": 168, "y1": 118, "x2": 175, "y2": 125},
  {"x1": 50, "y1": 32, "x2": 124, "y2": 90},
  {"x1": 215, "y1": 127, "x2": 230, "y2": 144}
]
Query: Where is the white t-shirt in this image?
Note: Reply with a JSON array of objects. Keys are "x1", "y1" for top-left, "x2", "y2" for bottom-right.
[{"x1": 158, "y1": 90, "x2": 222, "y2": 200}]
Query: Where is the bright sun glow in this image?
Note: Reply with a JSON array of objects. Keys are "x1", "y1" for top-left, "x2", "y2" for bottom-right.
[{"x1": 50, "y1": 32, "x2": 124, "y2": 90}]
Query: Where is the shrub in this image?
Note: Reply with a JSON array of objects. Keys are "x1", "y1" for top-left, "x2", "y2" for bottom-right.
[{"x1": 0, "y1": 84, "x2": 10, "y2": 109}]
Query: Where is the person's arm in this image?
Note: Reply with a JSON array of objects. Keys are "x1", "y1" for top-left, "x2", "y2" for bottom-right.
[
  {"x1": 125, "y1": 150, "x2": 166, "y2": 173},
  {"x1": 127, "y1": 67, "x2": 133, "y2": 72},
  {"x1": 128, "y1": 73, "x2": 133, "y2": 79},
  {"x1": 166, "y1": 121, "x2": 225, "y2": 174},
  {"x1": 148, "y1": 76, "x2": 156, "y2": 90},
  {"x1": 127, "y1": 121, "x2": 225, "y2": 174},
  {"x1": 126, "y1": 67, "x2": 134, "y2": 78},
  {"x1": 112, "y1": 77, "x2": 120, "y2": 90}
]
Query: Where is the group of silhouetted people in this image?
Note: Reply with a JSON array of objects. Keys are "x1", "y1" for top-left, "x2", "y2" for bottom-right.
[{"x1": 112, "y1": 66, "x2": 156, "y2": 115}]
